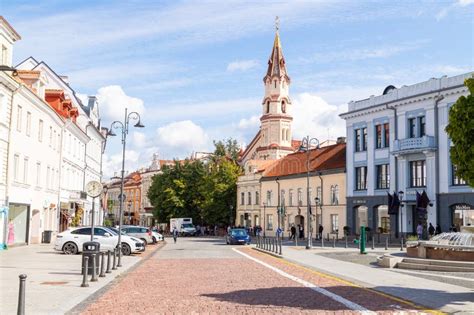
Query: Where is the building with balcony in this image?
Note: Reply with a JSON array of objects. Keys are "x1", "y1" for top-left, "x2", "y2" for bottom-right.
[{"x1": 340, "y1": 72, "x2": 474, "y2": 237}]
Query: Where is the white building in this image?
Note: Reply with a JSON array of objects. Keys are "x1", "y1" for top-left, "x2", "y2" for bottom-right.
[{"x1": 340, "y1": 73, "x2": 474, "y2": 237}]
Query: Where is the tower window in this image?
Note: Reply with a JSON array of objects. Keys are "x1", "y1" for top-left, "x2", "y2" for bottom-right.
[
  {"x1": 266, "y1": 101, "x2": 270, "y2": 113},
  {"x1": 274, "y1": 80, "x2": 277, "y2": 88}
]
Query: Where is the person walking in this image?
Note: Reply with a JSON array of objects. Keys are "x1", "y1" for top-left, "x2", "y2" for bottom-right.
[
  {"x1": 172, "y1": 227, "x2": 178, "y2": 243},
  {"x1": 416, "y1": 223, "x2": 423, "y2": 240},
  {"x1": 290, "y1": 225, "x2": 296, "y2": 240},
  {"x1": 299, "y1": 225, "x2": 304, "y2": 239},
  {"x1": 318, "y1": 224, "x2": 324, "y2": 240},
  {"x1": 435, "y1": 224, "x2": 442, "y2": 235},
  {"x1": 428, "y1": 223, "x2": 435, "y2": 238}
]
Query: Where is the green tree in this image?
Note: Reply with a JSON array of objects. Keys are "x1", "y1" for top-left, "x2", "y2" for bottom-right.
[
  {"x1": 445, "y1": 77, "x2": 474, "y2": 187},
  {"x1": 213, "y1": 138, "x2": 241, "y2": 162}
]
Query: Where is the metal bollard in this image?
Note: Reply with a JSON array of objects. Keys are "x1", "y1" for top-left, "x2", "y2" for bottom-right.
[
  {"x1": 81, "y1": 257, "x2": 89, "y2": 287},
  {"x1": 278, "y1": 237, "x2": 282, "y2": 255},
  {"x1": 345, "y1": 236, "x2": 348, "y2": 248},
  {"x1": 17, "y1": 274, "x2": 27, "y2": 315},
  {"x1": 99, "y1": 252, "x2": 106, "y2": 277},
  {"x1": 112, "y1": 248, "x2": 117, "y2": 270},
  {"x1": 106, "y1": 250, "x2": 112, "y2": 273},
  {"x1": 321, "y1": 236, "x2": 324, "y2": 248},
  {"x1": 372, "y1": 237, "x2": 375, "y2": 250},
  {"x1": 327, "y1": 232, "x2": 330, "y2": 242},
  {"x1": 385, "y1": 237, "x2": 388, "y2": 250},
  {"x1": 272, "y1": 238, "x2": 275, "y2": 252},
  {"x1": 332, "y1": 236, "x2": 336, "y2": 248},
  {"x1": 400, "y1": 238, "x2": 404, "y2": 251},
  {"x1": 91, "y1": 254, "x2": 98, "y2": 282}
]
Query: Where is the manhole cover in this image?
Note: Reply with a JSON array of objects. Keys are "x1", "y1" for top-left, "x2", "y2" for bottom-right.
[{"x1": 40, "y1": 281, "x2": 68, "y2": 285}]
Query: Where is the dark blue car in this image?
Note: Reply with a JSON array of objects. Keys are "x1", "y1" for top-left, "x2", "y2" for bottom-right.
[{"x1": 226, "y1": 228, "x2": 251, "y2": 245}]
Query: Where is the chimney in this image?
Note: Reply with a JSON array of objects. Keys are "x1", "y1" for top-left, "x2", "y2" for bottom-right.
[{"x1": 336, "y1": 137, "x2": 346, "y2": 144}]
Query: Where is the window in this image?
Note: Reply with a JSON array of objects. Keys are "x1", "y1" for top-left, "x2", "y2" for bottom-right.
[
  {"x1": 355, "y1": 129, "x2": 361, "y2": 152},
  {"x1": 274, "y1": 80, "x2": 277, "y2": 88},
  {"x1": 26, "y1": 112, "x2": 31, "y2": 136},
  {"x1": 418, "y1": 116, "x2": 425, "y2": 137},
  {"x1": 375, "y1": 125, "x2": 382, "y2": 149},
  {"x1": 289, "y1": 189, "x2": 293, "y2": 206},
  {"x1": 240, "y1": 192, "x2": 244, "y2": 205},
  {"x1": 362, "y1": 127, "x2": 367, "y2": 151},
  {"x1": 255, "y1": 191, "x2": 259, "y2": 205},
  {"x1": 410, "y1": 160, "x2": 426, "y2": 187},
  {"x1": 266, "y1": 190, "x2": 272, "y2": 206},
  {"x1": 72, "y1": 228, "x2": 91, "y2": 235},
  {"x1": 331, "y1": 214, "x2": 339, "y2": 233},
  {"x1": 330, "y1": 185, "x2": 339, "y2": 205},
  {"x1": 452, "y1": 164, "x2": 467, "y2": 186},
  {"x1": 266, "y1": 214, "x2": 273, "y2": 230},
  {"x1": 23, "y1": 157, "x2": 29, "y2": 184},
  {"x1": 280, "y1": 189, "x2": 285, "y2": 206},
  {"x1": 316, "y1": 186, "x2": 322, "y2": 203},
  {"x1": 383, "y1": 123, "x2": 390, "y2": 147},
  {"x1": 408, "y1": 118, "x2": 416, "y2": 138},
  {"x1": 355, "y1": 166, "x2": 367, "y2": 190},
  {"x1": 38, "y1": 120, "x2": 43, "y2": 142},
  {"x1": 376, "y1": 164, "x2": 390, "y2": 189},
  {"x1": 297, "y1": 188, "x2": 303, "y2": 206},
  {"x1": 248, "y1": 192, "x2": 252, "y2": 205},
  {"x1": 266, "y1": 101, "x2": 270, "y2": 113},
  {"x1": 36, "y1": 162, "x2": 41, "y2": 186},
  {"x1": 13, "y1": 154, "x2": 19, "y2": 181},
  {"x1": 16, "y1": 105, "x2": 22, "y2": 131}
]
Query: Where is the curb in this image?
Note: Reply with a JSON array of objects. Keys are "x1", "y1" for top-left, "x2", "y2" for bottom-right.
[
  {"x1": 252, "y1": 246, "x2": 283, "y2": 259},
  {"x1": 66, "y1": 242, "x2": 166, "y2": 315}
]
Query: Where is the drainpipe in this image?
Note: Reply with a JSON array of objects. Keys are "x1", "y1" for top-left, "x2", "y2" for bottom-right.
[
  {"x1": 386, "y1": 105, "x2": 398, "y2": 237},
  {"x1": 434, "y1": 92, "x2": 444, "y2": 228},
  {"x1": 318, "y1": 171, "x2": 323, "y2": 231}
]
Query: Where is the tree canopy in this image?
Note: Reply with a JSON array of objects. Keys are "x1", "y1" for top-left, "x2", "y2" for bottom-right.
[
  {"x1": 445, "y1": 77, "x2": 474, "y2": 187},
  {"x1": 148, "y1": 139, "x2": 242, "y2": 226}
]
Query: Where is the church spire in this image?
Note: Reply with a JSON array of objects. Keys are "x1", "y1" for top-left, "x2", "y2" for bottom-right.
[{"x1": 264, "y1": 16, "x2": 290, "y2": 83}]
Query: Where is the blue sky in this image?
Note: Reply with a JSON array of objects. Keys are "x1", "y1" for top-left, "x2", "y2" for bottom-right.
[{"x1": 2, "y1": 0, "x2": 473, "y2": 176}]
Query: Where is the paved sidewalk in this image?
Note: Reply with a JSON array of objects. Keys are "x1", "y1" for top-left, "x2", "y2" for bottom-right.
[
  {"x1": 0, "y1": 243, "x2": 159, "y2": 314},
  {"x1": 279, "y1": 245, "x2": 474, "y2": 314}
]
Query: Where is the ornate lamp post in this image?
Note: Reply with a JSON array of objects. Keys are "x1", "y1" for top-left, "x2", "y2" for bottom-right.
[
  {"x1": 398, "y1": 190, "x2": 405, "y2": 238},
  {"x1": 299, "y1": 136, "x2": 319, "y2": 249},
  {"x1": 106, "y1": 108, "x2": 144, "y2": 267}
]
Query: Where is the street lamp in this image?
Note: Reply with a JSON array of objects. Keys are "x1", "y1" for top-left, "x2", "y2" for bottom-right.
[
  {"x1": 107, "y1": 108, "x2": 144, "y2": 267},
  {"x1": 276, "y1": 177, "x2": 281, "y2": 233},
  {"x1": 263, "y1": 202, "x2": 267, "y2": 237},
  {"x1": 0, "y1": 65, "x2": 18, "y2": 76},
  {"x1": 398, "y1": 190, "x2": 405, "y2": 238},
  {"x1": 299, "y1": 135, "x2": 319, "y2": 249}
]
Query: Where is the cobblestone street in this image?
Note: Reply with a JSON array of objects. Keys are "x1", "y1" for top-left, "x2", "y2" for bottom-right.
[{"x1": 77, "y1": 238, "x2": 426, "y2": 314}]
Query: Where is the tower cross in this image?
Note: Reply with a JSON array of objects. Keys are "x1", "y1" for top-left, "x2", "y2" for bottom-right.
[{"x1": 275, "y1": 16, "x2": 280, "y2": 32}]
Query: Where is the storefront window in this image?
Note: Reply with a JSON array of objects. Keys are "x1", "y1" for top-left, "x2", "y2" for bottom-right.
[
  {"x1": 355, "y1": 206, "x2": 368, "y2": 229},
  {"x1": 452, "y1": 204, "x2": 474, "y2": 231},
  {"x1": 376, "y1": 205, "x2": 390, "y2": 233}
]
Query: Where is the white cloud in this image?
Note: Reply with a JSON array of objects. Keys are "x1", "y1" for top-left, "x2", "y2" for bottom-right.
[
  {"x1": 96, "y1": 85, "x2": 145, "y2": 123},
  {"x1": 458, "y1": 0, "x2": 474, "y2": 5},
  {"x1": 227, "y1": 60, "x2": 259, "y2": 72},
  {"x1": 102, "y1": 149, "x2": 142, "y2": 179},
  {"x1": 132, "y1": 131, "x2": 147, "y2": 148},
  {"x1": 291, "y1": 93, "x2": 347, "y2": 141},
  {"x1": 238, "y1": 115, "x2": 260, "y2": 130}
]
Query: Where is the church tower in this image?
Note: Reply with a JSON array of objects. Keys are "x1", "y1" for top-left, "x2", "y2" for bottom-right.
[{"x1": 257, "y1": 23, "x2": 294, "y2": 160}]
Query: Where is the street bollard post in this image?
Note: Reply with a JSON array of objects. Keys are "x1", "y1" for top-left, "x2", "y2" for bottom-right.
[
  {"x1": 91, "y1": 254, "x2": 98, "y2": 282},
  {"x1": 372, "y1": 237, "x2": 375, "y2": 250},
  {"x1": 81, "y1": 257, "x2": 89, "y2": 287},
  {"x1": 272, "y1": 238, "x2": 275, "y2": 253},
  {"x1": 295, "y1": 235, "x2": 297, "y2": 246},
  {"x1": 17, "y1": 274, "x2": 27, "y2": 315},
  {"x1": 345, "y1": 235, "x2": 348, "y2": 248},
  {"x1": 99, "y1": 252, "x2": 106, "y2": 277},
  {"x1": 112, "y1": 248, "x2": 117, "y2": 270},
  {"x1": 106, "y1": 250, "x2": 112, "y2": 273},
  {"x1": 400, "y1": 237, "x2": 404, "y2": 251},
  {"x1": 327, "y1": 232, "x2": 330, "y2": 242},
  {"x1": 321, "y1": 236, "x2": 324, "y2": 248},
  {"x1": 359, "y1": 226, "x2": 367, "y2": 254},
  {"x1": 385, "y1": 237, "x2": 388, "y2": 250},
  {"x1": 278, "y1": 237, "x2": 282, "y2": 255},
  {"x1": 333, "y1": 236, "x2": 336, "y2": 248}
]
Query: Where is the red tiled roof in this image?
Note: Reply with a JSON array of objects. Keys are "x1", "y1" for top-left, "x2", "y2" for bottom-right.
[{"x1": 262, "y1": 143, "x2": 346, "y2": 178}]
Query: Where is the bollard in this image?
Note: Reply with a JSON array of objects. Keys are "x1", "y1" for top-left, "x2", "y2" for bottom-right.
[
  {"x1": 278, "y1": 237, "x2": 282, "y2": 255},
  {"x1": 332, "y1": 236, "x2": 336, "y2": 248},
  {"x1": 400, "y1": 238, "x2": 404, "y2": 251},
  {"x1": 358, "y1": 238, "x2": 360, "y2": 250},
  {"x1": 385, "y1": 237, "x2": 388, "y2": 250},
  {"x1": 106, "y1": 250, "x2": 112, "y2": 273},
  {"x1": 295, "y1": 235, "x2": 298, "y2": 246},
  {"x1": 81, "y1": 257, "x2": 89, "y2": 287},
  {"x1": 99, "y1": 252, "x2": 106, "y2": 277},
  {"x1": 327, "y1": 232, "x2": 330, "y2": 242},
  {"x1": 91, "y1": 253, "x2": 98, "y2": 282},
  {"x1": 372, "y1": 237, "x2": 375, "y2": 250},
  {"x1": 112, "y1": 248, "x2": 117, "y2": 270},
  {"x1": 321, "y1": 236, "x2": 324, "y2": 248},
  {"x1": 345, "y1": 236, "x2": 348, "y2": 248},
  {"x1": 272, "y1": 238, "x2": 275, "y2": 253},
  {"x1": 17, "y1": 274, "x2": 27, "y2": 315}
]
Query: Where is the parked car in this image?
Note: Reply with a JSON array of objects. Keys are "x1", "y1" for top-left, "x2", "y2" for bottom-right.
[
  {"x1": 107, "y1": 227, "x2": 146, "y2": 252},
  {"x1": 54, "y1": 227, "x2": 144, "y2": 256},
  {"x1": 226, "y1": 228, "x2": 251, "y2": 245},
  {"x1": 121, "y1": 225, "x2": 154, "y2": 245},
  {"x1": 151, "y1": 230, "x2": 164, "y2": 243}
]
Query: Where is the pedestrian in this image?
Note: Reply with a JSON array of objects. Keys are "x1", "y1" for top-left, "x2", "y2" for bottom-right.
[
  {"x1": 290, "y1": 225, "x2": 296, "y2": 240},
  {"x1": 298, "y1": 225, "x2": 304, "y2": 239},
  {"x1": 172, "y1": 227, "x2": 178, "y2": 243},
  {"x1": 428, "y1": 223, "x2": 435, "y2": 238},
  {"x1": 416, "y1": 223, "x2": 423, "y2": 240},
  {"x1": 435, "y1": 224, "x2": 442, "y2": 235},
  {"x1": 318, "y1": 224, "x2": 324, "y2": 240}
]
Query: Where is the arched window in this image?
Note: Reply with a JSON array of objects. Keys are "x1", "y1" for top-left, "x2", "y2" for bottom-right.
[
  {"x1": 274, "y1": 80, "x2": 277, "y2": 88},
  {"x1": 248, "y1": 192, "x2": 252, "y2": 205},
  {"x1": 266, "y1": 101, "x2": 270, "y2": 113},
  {"x1": 334, "y1": 185, "x2": 339, "y2": 205}
]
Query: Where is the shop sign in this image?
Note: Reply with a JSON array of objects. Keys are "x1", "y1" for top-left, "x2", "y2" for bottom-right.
[
  {"x1": 353, "y1": 199, "x2": 366, "y2": 204},
  {"x1": 453, "y1": 203, "x2": 473, "y2": 211}
]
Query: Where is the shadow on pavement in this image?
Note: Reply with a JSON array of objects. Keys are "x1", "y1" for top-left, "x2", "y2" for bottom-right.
[{"x1": 203, "y1": 286, "x2": 474, "y2": 311}]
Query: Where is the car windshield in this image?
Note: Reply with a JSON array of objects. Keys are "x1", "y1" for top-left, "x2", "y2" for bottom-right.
[
  {"x1": 182, "y1": 224, "x2": 194, "y2": 228},
  {"x1": 231, "y1": 229, "x2": 247, "y2": 237}
]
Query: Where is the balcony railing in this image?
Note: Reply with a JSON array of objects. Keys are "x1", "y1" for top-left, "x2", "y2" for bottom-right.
[{"x1": 392, "y1": 136, "x2": 436, "y2": 154}]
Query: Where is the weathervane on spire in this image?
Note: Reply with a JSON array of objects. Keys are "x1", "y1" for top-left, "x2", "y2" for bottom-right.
[{"x1": 275, "y1": 16, "x2": 280, "y2": 32}]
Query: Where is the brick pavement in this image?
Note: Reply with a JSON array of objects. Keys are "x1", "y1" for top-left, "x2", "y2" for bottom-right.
[{"x1": 79, "y1": 238, "x2": 430, "y2": 314}]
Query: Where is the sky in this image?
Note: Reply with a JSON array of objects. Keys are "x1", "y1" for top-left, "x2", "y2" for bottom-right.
[{"x1": 2, "y1": 0, "x2": 473, "y2": 177}]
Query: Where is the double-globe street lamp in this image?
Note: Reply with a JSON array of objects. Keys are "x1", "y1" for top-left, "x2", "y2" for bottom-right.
[
  {"x1": 107, "y1": 108, "x2": 144, "y2": 267},
  {"x1": 299, "y1": 136, "x2": 319, "y2": 250}
]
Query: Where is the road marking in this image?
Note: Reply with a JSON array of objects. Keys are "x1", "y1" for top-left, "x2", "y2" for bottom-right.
[{"x1": 233, "y1": 248, "x2": 375, "y2": 314}]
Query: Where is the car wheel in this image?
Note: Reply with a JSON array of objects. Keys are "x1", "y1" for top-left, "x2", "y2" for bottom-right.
[
  {"x1": 140, "y1": 238, "x2": 148, "y2": 246},
  {"x1": 121, "y1": 243, "x2": 132, "y2": 256},
  {"x1": 152, "y1": 236, "x2": 157, "y2": 244},
  {"x1": 63, "y1": 242, "x2": 78, "y2": 255}
]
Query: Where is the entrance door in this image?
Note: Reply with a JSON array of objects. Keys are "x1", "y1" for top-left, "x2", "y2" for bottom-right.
[
  {"x1": 30, "y1": 209, "x2": 41, "y2": 244},
  {"x1": 8, "y1": 204, "x2": 29, "y2": 245}
]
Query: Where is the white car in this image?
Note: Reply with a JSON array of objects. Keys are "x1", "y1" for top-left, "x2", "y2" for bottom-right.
[
  {"x1": 54, "y1": 226, "x2": 144, "y2": 256},
  {"x1": 151, "y1": 231, "x2": 164, "y2": 243}
]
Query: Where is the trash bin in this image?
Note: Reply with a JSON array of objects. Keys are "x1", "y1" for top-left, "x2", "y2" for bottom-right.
[
  {"x1": 82, "y1": 241, "x2": 100, "y2": 275},
  {"x1": 42, "y1": 230, "x2": 53, "y2": 243}
]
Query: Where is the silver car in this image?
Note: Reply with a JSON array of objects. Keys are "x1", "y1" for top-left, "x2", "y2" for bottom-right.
[{"x1": 121, "y1": 225, "x2": 154, "y2": 245}]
